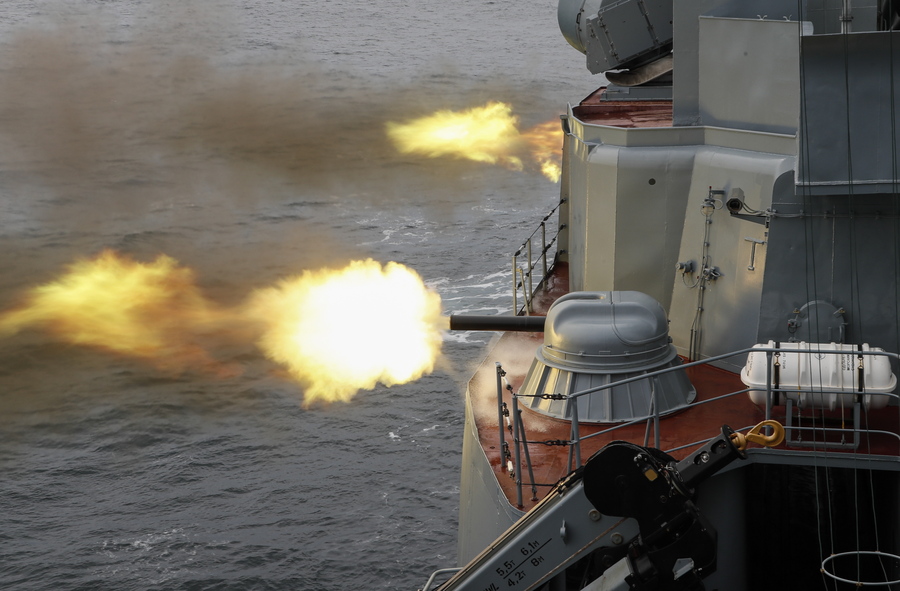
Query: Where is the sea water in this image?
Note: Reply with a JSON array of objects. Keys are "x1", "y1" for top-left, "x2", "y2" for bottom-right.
[{"x1": 0, "y1": 2, "x2": 599, "y2": 589}]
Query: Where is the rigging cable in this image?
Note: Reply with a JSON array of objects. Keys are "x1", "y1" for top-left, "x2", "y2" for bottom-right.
[
  {"x1": 892, "y1": 17, "x2": 900, "y2": 582},
  {"x1": 849, "y1": 13, "x2": 900, "y2": 587},
  {"x1": 864, "y1": 12, "x2": 900, "y2": 584},
  {"x1": 794, "y1": 1, "x2": 834, "y2": 585},
  {"x1": 839, "y1": 13, "x2": 865, "y2": 585},
  {"x1": 834, "y1": 11, "x2": 898, "y2": 586}
]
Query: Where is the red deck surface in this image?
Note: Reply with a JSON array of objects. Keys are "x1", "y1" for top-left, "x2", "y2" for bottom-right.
[
  {"x1": 572, "y1": 88, "x2": 673, "y2": 128},
  {"x1": 469, "y1": 263, "x2": 900, "y2": 511}
]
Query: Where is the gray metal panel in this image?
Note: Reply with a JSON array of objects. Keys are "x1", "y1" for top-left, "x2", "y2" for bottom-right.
[
  {"x1": 670, "y1": 0, "x2": 798, "y2": 127},
  {"x1": 797, "y1": 31, "x2": 900, "y2": 195},
  {"x1": 567, "y1": 143, "x2": 696, "y2": 308},
  {"x1": 610, "y1": 146, "x2": 694, "y2": 309},
  {"x1": 672, "y1": 0, "x2": 726, "y2": 126},
  {"x1": 563, "y1": 133, "x2": 603, "y2": 291},
  {"x1": 758, "y1": 191, "x2": 900, "y2": 363},
  {"x1": 705, "y1": 0, "x2": 808, "y2": 22},
  {"x1": 698, "y1": 17, "x2": 801, "y2": 135},
  {"x1": 564, "y1": 131, "x2": 696, "y2": 306},
  {"x1": 804, "y1": 0, "x2": 880, "y2": 33},
  {"x1": 580, "y1": 146, "x2": 620, "y2": 292},
  {"x1": 584, "y1": 0, "x2": 673, "y2": 73},
  {"x1": 694, "y1": 467, "x2": 749, "y2": 591},
  {"x1": 667, "y1": 150, "x2": 794, "y2": 369}
]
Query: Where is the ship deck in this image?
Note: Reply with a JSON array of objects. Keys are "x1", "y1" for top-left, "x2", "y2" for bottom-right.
[
  {"x1": 571, "y1": 88, "x2": 673, "y2": 128},
  {"x1": 469, "y1": 263, "x2": 900, "y2": 512}
]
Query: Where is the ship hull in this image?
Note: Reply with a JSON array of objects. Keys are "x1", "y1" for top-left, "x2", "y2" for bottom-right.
[{"x1": 457, "y1": 377, "x2": 525, "y2": 564}]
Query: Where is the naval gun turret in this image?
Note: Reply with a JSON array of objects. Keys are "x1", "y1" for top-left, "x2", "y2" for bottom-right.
[{"x1": 449, "y1": 292, "x2": 697, "y2": 424}]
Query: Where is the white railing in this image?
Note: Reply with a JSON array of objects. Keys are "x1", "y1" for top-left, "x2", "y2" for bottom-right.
[{"x1": 512, "y1": 203, "x2": 564, "y2": 315}]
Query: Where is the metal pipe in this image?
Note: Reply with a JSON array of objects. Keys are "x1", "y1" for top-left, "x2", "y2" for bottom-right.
[
  {"x1": 570, "y1": 398, "x2": 582, "y2": 468},
  {"x1": 511, "y1": 394, "x2": 523, "y2": 508},
  {"x1": 517, "y1": 267, "x2": 530, "y2": 314},
  {"x1": 527, "y1": 238, "x2": 533, "y2": 309},
  {"x1": 541, "y1": 222, "x2": 548, "y2": 280},
  {"x1": 421, "y1": 568, "x2": 462, "y2": 591},
  {"x1": 517, "y1": 407, "x2": 538, "y2": 502},
  {"x1": 448, "y1": 314, "x2": 546, "y2": 332},
  {"x1": 765, "y1": 350, "x2": 773, "y2": 423},
  {"x1": 495, "y1": 363, "x2": 506, "y2": 471},
  {"x1": 511, "y1": 254, "x2": 518, "y2": 314},
  {"x1": 643, "y1": 391, "x2": 655, "y2": 447},
  {"x1": 841, "y1": 0, "x2": 853, "y2": 33},
  {"x1": 653, "y1": 382, "x2": 661, "y2": 449},
  {"x1": 524, "y1": 267, "x2": 534, "y2": 314}
]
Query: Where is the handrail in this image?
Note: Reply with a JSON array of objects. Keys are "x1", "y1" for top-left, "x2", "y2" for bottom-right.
[
  {"x1": 498, "y1": 346, "x2": 900, "y2": 505},
  {"x1": 512, "y1": 202, "x2": 563, "y2": 315},
  {"x1": 420, "y1": 567, "x2": 462, "y2": 591}
]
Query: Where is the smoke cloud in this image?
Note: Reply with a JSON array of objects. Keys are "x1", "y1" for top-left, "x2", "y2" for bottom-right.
[{"x1": 0, "y1": 3, "x2": 557, "y2": 215}]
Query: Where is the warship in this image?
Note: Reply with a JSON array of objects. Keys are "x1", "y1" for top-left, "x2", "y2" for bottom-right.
[{"x1": 421, "y1": 0, "x2": 900, "y2": 590}]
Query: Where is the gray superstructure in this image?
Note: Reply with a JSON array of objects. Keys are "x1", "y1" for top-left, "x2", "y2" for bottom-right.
[{"x1": 560, "y1": 0, "x2": 900, "y2": 372}]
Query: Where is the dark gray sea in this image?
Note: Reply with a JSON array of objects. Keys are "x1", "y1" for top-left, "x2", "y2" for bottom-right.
[{"x1": 0, "y1": 2, "x2": 599, "y2": 589}]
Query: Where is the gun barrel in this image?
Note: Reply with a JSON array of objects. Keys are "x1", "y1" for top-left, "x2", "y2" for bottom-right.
[{"x1": 448, "y1": 315, "x2": 545, "y2": 332}]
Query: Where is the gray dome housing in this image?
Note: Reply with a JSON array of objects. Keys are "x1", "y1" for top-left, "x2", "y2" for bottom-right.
[
  {"x1": 539, "y1": 291, "x2": 676, "y2": 373},
  {"x1": 521, "y1": 291, "x2": 695, "y2": 424}
]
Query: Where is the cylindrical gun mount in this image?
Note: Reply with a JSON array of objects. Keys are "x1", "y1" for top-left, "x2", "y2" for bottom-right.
[{"x1": 448, "y1": 315, "x2": 546, "y2": 332}]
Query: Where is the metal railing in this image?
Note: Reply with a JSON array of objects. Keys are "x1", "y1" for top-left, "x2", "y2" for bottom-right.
[
  {"x1": 496, "y1": 346, "x2": 900, "y2": 507},
  {"x1": 512, "y1": 203, "x2": 564, "y2": 315},
  {"x1": 420, "y1": 568, "x2": 462, "y2": 591}
]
